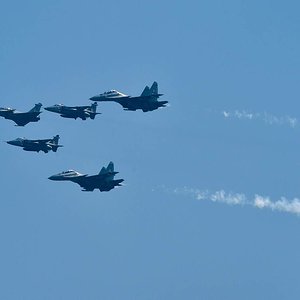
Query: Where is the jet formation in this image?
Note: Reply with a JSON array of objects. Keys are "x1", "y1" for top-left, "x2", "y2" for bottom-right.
[
  {"x1": 48, "y1": 162, "x2": 124, "y2": 192},
  {"x1": 0, "y1": 103, "x2": 42, "y2": 126},
  {"x1": 44, "y1": 102, "x2": 99, "y2": 120},
  {"x1": 6, "y1": 135, "x2": 63, "y2": 153},
  {"x1": 90, "y1": 81, "x2": 168, "y2": 112},
  {"x1": 2, "y1": 82, "x2": 168, "y2": 192}
]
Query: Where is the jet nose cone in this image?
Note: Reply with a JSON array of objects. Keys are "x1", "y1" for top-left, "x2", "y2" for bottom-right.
[
  {"x1": 48, "y1": 175, "x2": 57, "y2": 180},
  {"x1": 7, "y1": 140, "x2": 19, "y2": 146},
  {"x1": 89, "y1": 96, "x2": 98, "y2": 101},
  {"x1": 44, "y1": 106, "x2": 53, "y2": 112}
]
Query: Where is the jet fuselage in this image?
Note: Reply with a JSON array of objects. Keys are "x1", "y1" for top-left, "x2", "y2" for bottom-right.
[
  {"x1": 48, "y1": 162, "x2": 124, "y2": 192},
  {"x1": 44, "y1": 103, "x2": 99, "y2": 120},
  {"x1": 89, "y1": 82, "x2": 168, "y2": 112},
  {"x1": 6, "y1": 135, "x2": 62, "y2": 153},
  {"x1": 0, "y1": 104, "x2": 42, "y2": 126}
]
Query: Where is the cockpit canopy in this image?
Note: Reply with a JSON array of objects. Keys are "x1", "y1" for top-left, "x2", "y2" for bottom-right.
[
  {"x1": 100, "y1": 90, "x2": 128, "y2": 97},
  {"x1": 61, "y1": 170, "x2": 76, "y2": 174},
  {"x1": 58, "y1": 170, "x2": 83, "y2": 177},
  {"x1": 0, "y1": 107, "x2": 15, "y2": 111},
  {"x1": 104, "y1": 90, "x2": 118, "y2": 95}
]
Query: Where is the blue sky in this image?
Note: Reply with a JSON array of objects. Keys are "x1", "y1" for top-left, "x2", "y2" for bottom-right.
[{"x1": 1, "y1": 0, "x2": 300, "y2": 299}]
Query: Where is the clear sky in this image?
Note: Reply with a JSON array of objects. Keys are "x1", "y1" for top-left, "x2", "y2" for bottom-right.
[{"x1": 1, "y1": 0, "x2": 300, "y2": 299}]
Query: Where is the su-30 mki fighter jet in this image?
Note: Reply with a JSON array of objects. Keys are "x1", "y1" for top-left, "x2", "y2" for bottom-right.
[
  {"x1": 6, "y1": 135, "x2": 63, "y2": 153},
  {"x1": 89, "y1": 81, "x2": 168, "y2": 112},
  {"x1": 44, "y1": 102, "x2": 100, "y2": 120},
  {"x1": 48, "y1": 162, "x2": 124, "y2": 192},
  {"x1": 0, "y1": 103, "x2": 42, "y2": 126}
]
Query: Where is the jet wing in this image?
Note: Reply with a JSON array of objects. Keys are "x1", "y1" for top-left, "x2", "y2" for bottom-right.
[
  {"x1": 11, "y1": 116, "x2": 35, "y2": 126},
  {"x1": 14, "y1": 111, "x2": 41, "y2": 116},
  {"x1": 73, "y1": 175, "x2": 104, "y2": 191}
]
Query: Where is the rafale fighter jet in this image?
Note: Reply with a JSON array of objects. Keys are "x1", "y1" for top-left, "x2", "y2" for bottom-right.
[
  {"x1": 6, "y1": 135, "x2": 63, "y2": 153},
  {"x1": 44, "y1": 102, "x2": 99, "y2": 120},
  {"x1": 89, "y1": 82, "x2": 168, "y2": 112},
  {"x1": 48, "y1": 161, "x2": 124, "y2": 192},
  {"x1": 0, "y1": 103, "x2": 42, "y2": 126}
]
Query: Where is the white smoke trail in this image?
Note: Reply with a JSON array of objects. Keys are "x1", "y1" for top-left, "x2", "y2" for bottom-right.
[
  {"x1": 164, "y1": 186, "x2": 300, "y2": 216},
  {"x1": 222, "y1": 110, "x2": 298, "y2": 128}
]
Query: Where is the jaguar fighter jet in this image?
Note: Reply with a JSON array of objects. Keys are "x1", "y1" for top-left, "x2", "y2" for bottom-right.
[
  {"x1": 90, "y1": 82, "x2": 168, "y2": 112},
  {"x1": 48, "y1": 162, "x2": 124, "y2": 192},
  {"x1": 0, "y1": 103, "x2": 42, "y2": 126},
  {"x1": 44, "y1": 102, "x2": 99, "y2": 120},
  {"x1": 7, "y1": 135, "x2": 63, "y2": 153}
]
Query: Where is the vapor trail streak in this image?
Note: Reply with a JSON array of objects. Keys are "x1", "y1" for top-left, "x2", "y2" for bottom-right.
[
  {"x1": 222, "y1": 110, "x2": 298, "y2": 128},
  {"x1": 161, "y1": 186, "x2": 300, "y2": 216}
]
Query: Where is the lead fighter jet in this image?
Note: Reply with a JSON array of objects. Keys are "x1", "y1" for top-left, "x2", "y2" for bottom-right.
[
  {"x1": 44, "y1": 102, "x2": 99, "y2": 120},
  {"x1": 0, "y1": 103, "x2": 42, "y2": 126},
  {"x1": 6, "y1": 135, "x2": 63, "y2": 153},
  {"x1": 48, "y1": 162, "x2": 124, "y2": 192},
  {"x1": 89, "y1": 82, "x2": 168, "y2": 112}
]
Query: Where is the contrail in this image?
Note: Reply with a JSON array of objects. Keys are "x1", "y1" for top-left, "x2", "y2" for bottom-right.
[
  {"x1": 159, "y1": 186, "x2": 300, "y2": 216},
  {"x1": 222, "y1": 110, "x2": 298, "y2": 128}
]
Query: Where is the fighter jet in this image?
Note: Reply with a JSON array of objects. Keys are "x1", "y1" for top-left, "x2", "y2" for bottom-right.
[
  {"x1": 0, "y1": 103, "x2": 42, "y2": 126},
  {"x1": 6, "y1": 135, "x2": 63, "y2": 153},
  {"x1": 89, "y1": 82, "x2": 168, "y2": 112},
  {"x1": 44, "y1": 102, "x2": 100, "y2": 120},
  {"x1": 48, "y1": 162, "x2": 124, "y2": 192}
]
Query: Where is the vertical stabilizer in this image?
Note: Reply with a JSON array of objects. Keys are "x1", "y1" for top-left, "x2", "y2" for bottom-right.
[
  {"x1": 91, "y1": 102, "x2": 98, "y2": 113},
  {"x1": 53, "y1": 135, "x2": 60, "y2": 145},
  {"x1": 107, "y1": 161, "x2": 114, "y2": 173},
  {"x1": 140, "y1": 86, "x2": 150, "y2": 97},
  {"x1": 99, "y1": 161, "x2": 115, "y2": 180},
  {"x1": 99, "y1": 167, "x2": 107, "y2": 175},
  {"x1": 51, "y1": 135, "x2": 62, "y2": 152},
  {"x1": 150, "y1": 82, "x2": 158, "y2": 95},
  {"x1": 29, "y1": 103, "x2": 42, "y2": 113}
]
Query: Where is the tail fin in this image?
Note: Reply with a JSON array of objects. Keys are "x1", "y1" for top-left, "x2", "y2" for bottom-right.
[
  {"x1": 99, "y1": 167, "x2": 107, "y2": 175},
  {"x1": 140, "y1": 86, "x2": 150, "y2": 97},
  {"x1": 106, "y1": 161, "x2": 114, "y2": 173},
  {"x1": 53, "y1": 135, "x2": 60, "y2": 145},
  {"x1": 91, "y1": 102, "x2": 98, "y2": 113},
  {"x1": 90, "y1": 102, "x2": 99, "y2": 119},
  {"x1": 99, "y1": 161, "x2": 115, "y2": 178},
  {"x1": 29, "y1": 103, "x2": 42, "y2": 113},
  {"x1": 150, "y1": 82, "x2": 158, "y2": 95},
  {"x1": 51, "y1": 135, "x2": 62, "y2": 152}
]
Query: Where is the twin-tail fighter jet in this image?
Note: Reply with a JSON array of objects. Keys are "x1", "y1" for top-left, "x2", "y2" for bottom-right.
[
  {"x1": 44, "y1": 102, "x2": 100, "y2": 120},
  {"x1": 89, "y1": 81, "x2": 168, "y2": 112},
  {"x1": 48, "y1": 161, "x2": 124, "y2": 192},
  {"x1": 0, "y1": 103, "x2": 42, "y2": 126},
  {"x1": 6, "y1": 135, "x2": 63, "y2": 153}
]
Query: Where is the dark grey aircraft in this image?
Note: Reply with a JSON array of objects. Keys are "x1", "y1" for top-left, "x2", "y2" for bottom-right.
[
  {"x1": 44, "y1": 102, "x2": 99, "y2": 120},
  {"x1": 6, "y1": 135, "x2": 63, "y2": 153},
  {"x1": 0, "y1": 103, "x2": 42, "y2": 126},
  {"x1": 89, "y1": 82, "x2": 168, "y2": 112},
  {"x1": 48, "y1": 162, "x2": 124, "y2": 192}
]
